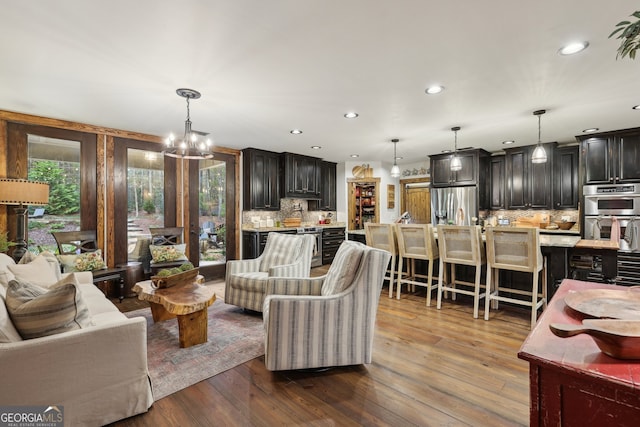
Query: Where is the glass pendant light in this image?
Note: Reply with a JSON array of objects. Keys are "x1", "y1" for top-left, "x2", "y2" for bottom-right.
[
  {"x1": 450, "y1": 126, "x2": 462, "y2": 171},
  {"x1": 531, "y1": 110, "x2": 547, "y2": 164},
  {"x1": 390, "y1": 139, "x2": 401, "y2": 177}
]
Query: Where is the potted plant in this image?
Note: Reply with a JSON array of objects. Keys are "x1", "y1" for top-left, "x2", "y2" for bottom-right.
[
  {"x1": 0, "y1": 232, "x2": 16, "y2": 254},
  {"x1": 610, "y1": 11, "x2": 640, "y2": 59}
]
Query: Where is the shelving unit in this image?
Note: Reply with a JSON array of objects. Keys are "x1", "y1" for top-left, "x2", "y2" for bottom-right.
[{"x1": 348, "y1": 178, "x2": 380, "y2": 230}]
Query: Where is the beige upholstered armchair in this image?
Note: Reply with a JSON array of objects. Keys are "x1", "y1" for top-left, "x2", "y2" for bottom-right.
[
  {"x1": 262, "y1": 240, "x2": 391, "y2": 371},
  {"x1": 225, "y1": 232, "x2": 315, "y2": 312}
]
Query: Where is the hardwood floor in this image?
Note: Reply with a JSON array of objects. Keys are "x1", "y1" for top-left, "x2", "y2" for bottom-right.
[{"x1": 110, "y1": 283, "x2": 532, "y2": 427}]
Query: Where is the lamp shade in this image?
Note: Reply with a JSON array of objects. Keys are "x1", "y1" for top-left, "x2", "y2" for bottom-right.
[{"x1": 0, "y1": 179, "x2": 49, "y2": 205}]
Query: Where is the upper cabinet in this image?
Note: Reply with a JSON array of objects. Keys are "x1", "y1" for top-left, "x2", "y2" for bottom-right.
[
  {"x1": 242, "y1": 148, "x2": 281, "y2": 211},
  {"x1": 489, "y1": 155, "x2": 506, "y2": 210},
  {"x1": 430, "y1": 149, "x2": 490, "y2": 187},
  {"x1": 505, "y1": 143, "x2": 555, "y2": 209},
  {"x1": 553, "y1": 145, "x2": 579, "y2": 209},
  {"x1": 578, "y1": 129, "x2": 640, "y2": 184},
  {"x1": 308, "y1": 160, "x2": 337, "y2": 211},
  {"x1": 283, "y1": 153, "x2": 320, "y2": 198}
]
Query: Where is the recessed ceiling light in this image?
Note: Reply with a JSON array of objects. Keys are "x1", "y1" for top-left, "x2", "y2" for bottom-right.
[
  {"x1": 425, "y1": 85, "x2": 444, "y2": 95},
  {"x1": 502, "y1": 140, "x2": 515, "y2": 145},
  {"x1": 290, "y1": 129, "x2": 302, "y2": 134},
  {"x1": 633, "y1": 105, "x2": 640, "y2": 110},
  {"x1": 558, "y1": 41, "x2": 589, "y2": 55},
  {"x1": 582, "y1": 128, "x2": 599, "y2": 133},
  {"x1": 395, "y1": 156, "x2": 403, "y2": 160},
  {"x1": 344, "y1": 112, "x2": 359, "y2": 119},
  {"x1": 441, "y1": 149, "x2": 451, "y2": 153},
  {"x1": 310, "y1": 145, "x2": 321, "y2": 150},
  {"x1": 350, "y1": 154, "x2": 359, "y2": 158}
]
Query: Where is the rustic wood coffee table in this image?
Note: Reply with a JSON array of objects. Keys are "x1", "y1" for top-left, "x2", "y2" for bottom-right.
[{"x1": 133, "y1": 279, "x2": 216, "y2": 348}]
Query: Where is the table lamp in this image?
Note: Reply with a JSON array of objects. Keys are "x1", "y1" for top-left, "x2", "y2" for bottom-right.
[{"x1": 0, "y1": 178, "x2": 50, "y2": 261}]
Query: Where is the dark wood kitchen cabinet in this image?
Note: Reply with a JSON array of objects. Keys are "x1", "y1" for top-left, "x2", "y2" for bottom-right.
[
  {"x1": 489, "y1": 155, "x2": 506, "y2": 209},
  {"x1": 430, "y1": 149, "x2": 489, "y2": 187},
  {"x1": 322, "y1": 227, "x2": 345, "y2": 264},
  {"x1": 308, "y1": 160, "x2": 337, "y2": 211},
  {"x1": 283, "y1": 152, "x2": 320, "y2": 198},
  {"x1": 553, "y1": 145, "x2": 579, "y2": 209},
  {"x1": 505, "y1": 143, "x2": 555, "y2": 209},
  {"x1": 242, "y1": 148, "x2": 281, "y2": 211},
  {"x1": 578, "y1": 129, "x2": 640, "y2": 184}
]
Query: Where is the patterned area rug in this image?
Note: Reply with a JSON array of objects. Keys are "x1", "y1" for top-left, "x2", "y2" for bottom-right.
[{"x1": 125, "y1": 298, "x2": 264, "y2": 400}]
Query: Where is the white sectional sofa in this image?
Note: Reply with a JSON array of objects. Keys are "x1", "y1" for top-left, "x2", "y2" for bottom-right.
[{"x1": 0, "y1": 253, "x2": 153, "y2": 426}]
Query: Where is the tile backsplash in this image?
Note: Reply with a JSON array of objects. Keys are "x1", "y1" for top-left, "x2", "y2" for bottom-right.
[{"x1": 243, "y1": 198, "x2": 337, "y2": 226}]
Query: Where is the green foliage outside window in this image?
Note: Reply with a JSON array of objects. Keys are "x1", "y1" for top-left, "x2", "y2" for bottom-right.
[{"x1": 28, "y1": 160, "x2": 79, "y2": 215}]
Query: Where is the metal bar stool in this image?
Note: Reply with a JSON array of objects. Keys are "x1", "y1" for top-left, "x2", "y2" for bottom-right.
[
  {"x1": 484, "y1": 226, "x2": 547, "y2": 329},
  {"x1": 365, "y1": 223, "x2": 399, "y2": 298},
  {"x1": 395, "y1": 224, "x2": 439, "y2": 305},
  {"x1": 436, "y1": 225, "x2": 487, "y2": 318}
]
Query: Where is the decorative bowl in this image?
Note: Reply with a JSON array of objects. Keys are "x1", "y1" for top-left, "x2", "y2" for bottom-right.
[
  {"x1": 555, "y1": 221, "x2": 576, "y2": 230},
  {"x1": 151, "y1": 268, "x2": 199, "y2": 289}
]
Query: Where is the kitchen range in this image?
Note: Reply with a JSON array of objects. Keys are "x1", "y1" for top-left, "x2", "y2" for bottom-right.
[{"x1": 296, "y1": 226, "x2": 323, "y2": 267}]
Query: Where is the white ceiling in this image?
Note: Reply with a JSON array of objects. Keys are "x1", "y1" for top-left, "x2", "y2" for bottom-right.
[{"x1": 2, "y1": 1, "x2": 640, "y2": 167}]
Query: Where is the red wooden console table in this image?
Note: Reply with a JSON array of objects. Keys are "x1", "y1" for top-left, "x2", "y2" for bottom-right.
[{"x1": 518, "y1": 279, "x2": 640, "y2": 426}]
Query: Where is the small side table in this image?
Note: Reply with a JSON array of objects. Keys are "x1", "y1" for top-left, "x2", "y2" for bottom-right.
[
  {"x1": 117, "y1": 261, "x2": 144, "y2": 298},
  {"x1": 92, "y1": 267, "x2": 126, "y2": 302}
]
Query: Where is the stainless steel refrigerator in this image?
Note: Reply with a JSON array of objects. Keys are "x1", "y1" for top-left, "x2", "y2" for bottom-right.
[{"x1": 430, "y1": 186, "x2": 477, "y2": 226}]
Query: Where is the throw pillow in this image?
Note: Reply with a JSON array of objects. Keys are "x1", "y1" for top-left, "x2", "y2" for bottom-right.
[
  {"x1": 18, "y1": 251, "x2": 61, "y2": 281},
  {"x1": 0, "y1": 295, "x2": 22, "y2": 343},
  {"x1": 5, "y1": 275, "x2": 92, "y2": 340},
  {"x1": 321, "y1": 241, "x2": 364, "y2": 296},
  {"x1": 57, "y1": 250, "x2": 106, "y2": 273},
  {"x1": 259, "y1": 233, "x2": 304, "y2": 273},
  {"x1": 149, "y1": 244, "x2": 188, "y2": 263},
  {"x1": 0, "y1": 253, "x2": 16, "y2": 291},
  {"x1": 7, "y1": 256, "x2": 60, "y2": 288}
]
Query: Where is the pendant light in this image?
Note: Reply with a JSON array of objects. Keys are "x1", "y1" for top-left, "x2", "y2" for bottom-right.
[
  {"x1": 450, "y1": 126, "x2": 462, "y2": 171},
  {"x1": 390, "y1": 138, "x2": 401, "y2": 177},
  {"x1": 531, "y1": 109, "x2": 547, "y2": 164}
]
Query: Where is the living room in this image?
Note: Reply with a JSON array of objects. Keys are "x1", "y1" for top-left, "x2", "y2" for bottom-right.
[{"x1": 2, "y1": 2, "x2": 640, "y2": 426}]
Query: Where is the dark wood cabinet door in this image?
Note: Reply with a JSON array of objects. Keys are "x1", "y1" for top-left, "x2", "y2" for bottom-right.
[
  {"x1": 553, "y1": 146, "x2": 579, "y2": 209},
  {"x1": 618, "y1": 134, "x2": 640, "y2": 183},
  {"x1": 430, "y1": 156, "x2": 452, "y2": 186},
  {"x1": 529, "y1": 156, "x2": 553, "y2": 209},
  {"x1": 316, "y1": 161, "x2": 336, "y2": 210},
  {"x1": 582, "y1": 137, "x2": 612, "y2": 184},
  {"x1": 506, "y1": 147, "x2": 528, "y2": 209},
  {"x1": 452, "y1": 151, "x2": 478, "y2": 185},
  {"x1": 285, "y1": 153, "x2": 319, "y2": 197},
  {"x1": 243, "y1": 148, "x2": 280, "y2": 210},
  {"x1": 489, "y1": 155, "x2": 505, "y2": 209}
]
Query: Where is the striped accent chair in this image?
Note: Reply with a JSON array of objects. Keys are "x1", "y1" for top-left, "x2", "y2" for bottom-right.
[
  {"x1": 263, "y1": 240, "x2": 391, "y2": 371},
  {"x1": 225, "y1": 233, "x2": 315, "y2": 312}
]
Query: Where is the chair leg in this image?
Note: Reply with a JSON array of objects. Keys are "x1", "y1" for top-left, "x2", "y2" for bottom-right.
[
  {"x1": 396, "y1": 256, "x2": 403, "y2": 299},
  {"x1": 426, "y1": 259, "x2": 434, "y2": 307},
  {"x1": 389, "y1": 254, "x2": 396, "y2": 299},
  {"x1": 450, "y1": 265, "x2": 457, "y2": 301},
  {"x1": 484, "y1": 266, "x2": 493, "y2": 321},
  {"x1": 437, "y1": 259, "x2": 444, "y2": 309},
  {"x1": 473, "y1": 265, "x2": 482, "y2": 319}
]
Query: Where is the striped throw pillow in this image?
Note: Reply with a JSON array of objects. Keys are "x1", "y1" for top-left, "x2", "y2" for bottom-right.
[
  {"x1": 5, "y1": 275, "x2": 92, "y2": 339},
  {"x1": 321, "y1": 241, "x2": 364, "y2": 296},
  {"x1": 260, "y1": 233, "x2": 303, "y2": 273}
]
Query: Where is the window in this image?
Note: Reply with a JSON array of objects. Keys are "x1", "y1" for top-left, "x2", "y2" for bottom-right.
[{"x1": 198, "y1": 158, "x2": 226, "y2": 266}]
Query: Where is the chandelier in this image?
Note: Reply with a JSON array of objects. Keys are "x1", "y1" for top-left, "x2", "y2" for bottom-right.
[{"x1": 163, "y1": 88, "x2": 214, "y2": 159}]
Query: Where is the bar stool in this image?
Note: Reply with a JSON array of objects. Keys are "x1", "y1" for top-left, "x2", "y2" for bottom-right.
[
  {"x1": 484, "y1": 226, "x2": 547, "y2": 329},
  {"x1": 365, "y1": 223, "x2": 399, "y2": 298},
  {"x1": 395, "y1": 224, "x2": 439, "y2": 305},
  {"x1": 436, "y1": 225, "x2": 487, "y2": 318}
]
